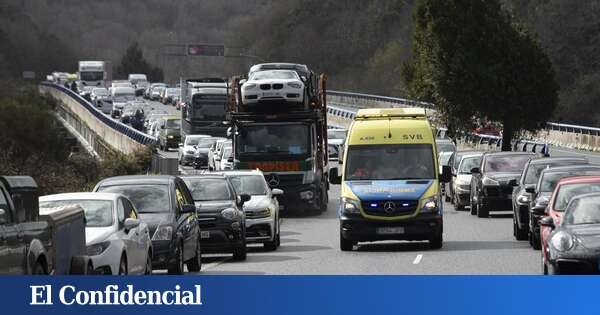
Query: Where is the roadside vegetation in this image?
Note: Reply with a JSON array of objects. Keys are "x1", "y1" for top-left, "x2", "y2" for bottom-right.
[{"x1": 0, "y1": 82, "x2": 152, "y2": 195}]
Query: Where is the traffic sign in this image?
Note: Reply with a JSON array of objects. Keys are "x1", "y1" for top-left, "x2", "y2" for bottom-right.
[{"x1": 187, "y1": 44, "x2": 225, "y2": 57}]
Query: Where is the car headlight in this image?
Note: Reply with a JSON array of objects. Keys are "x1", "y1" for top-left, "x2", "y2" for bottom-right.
[
  {"x1": 221, "y1": 208, "x2": 242, "y2": 221},
  {"x1": 168, "y1": 135, "x2": 174, "y2": 139},
  {"x1": 243, "y1": 84, "x2": 257, "y2": 90},
  {"x1": 152, "y1": 225, "x2": 173, "y2": 241},
  {"x1": 482, "y1": 177, "x2": 499, "y2": 186},
  {"x1": 341, "y1": 197, "x2": 361, "y2": 214},
  {"x1": 550, "y1": 231, "x2": 574, "y2": 252},
  {"x1": 517, "y1": 194, "x2": 531, "y2": 204},
  {"x1": 86, "y1": 241, "x2": 111, "y2": 256},
  {"x1": 420, "y1": 196, "x2": 439, "y2": 213},
  {"x1": 287, "y1": 82, "x2": 303, "y2": 89},
  {"x1": 252, "y1": 208, "x2": 271, "y2": 219}
]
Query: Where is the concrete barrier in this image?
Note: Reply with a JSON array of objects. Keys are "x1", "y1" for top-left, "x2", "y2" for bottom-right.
[{"x1": 40, "y1": 83, "x2": 157, "y2": 156}]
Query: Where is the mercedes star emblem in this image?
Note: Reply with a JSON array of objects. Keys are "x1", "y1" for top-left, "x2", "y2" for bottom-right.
[{"x1": 383, "y1": 201, "x2": 395, "y2": 214}]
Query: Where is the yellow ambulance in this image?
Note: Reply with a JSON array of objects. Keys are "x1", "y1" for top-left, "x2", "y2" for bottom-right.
[{"x1": 329, "y1": 108, "x2": 451, "y2": 250}]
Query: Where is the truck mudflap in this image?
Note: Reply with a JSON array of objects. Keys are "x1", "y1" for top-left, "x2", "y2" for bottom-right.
[{"x1": 40, "y1": 206, "x2": 87, "y2": 275}]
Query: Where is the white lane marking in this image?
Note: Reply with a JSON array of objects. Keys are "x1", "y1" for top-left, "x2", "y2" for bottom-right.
[
  {"x1": 413, "y1": 254, "x2": 423, "y2": 265},
  {"x1": 201, "y1": 257, "x2": 230, "y2": 271}
]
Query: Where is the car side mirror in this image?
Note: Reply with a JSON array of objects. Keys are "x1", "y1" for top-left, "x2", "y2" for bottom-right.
[
  {"x1": 440, "y1": 165, "x2": 452, "y2": 183},
  {"x1": 272, "y1": 188, "x2": 284, "y2": 196},
  {"x1": 531, "y1": 205, "x2": 547, "y2": 216},
  {"x1": 0, "y1": 208, "x2": 6, "y2": 224},
  {"x1": 508, "y1": 179, "x2": 518, "y2": 187},
  {"x1": 525, "y1": 187, "x2": 536, "y2": 194},
  {"x1": 123, "y1": 218, "x2": 140, "y2": 231},
  {"x1": 181, "y1": 204, "x2": 196, "y2": 214},
  {"x1": 227, "y1": 156, "x2": 234, "y2": 163},
  {"x1": 329, "y1": 168, "x2": 342, "y2": 185},
  {"x1": 470, "y1": 167, "x2": 481, "y2": 174},
  {"x1": 238, "y1": 194, "x2": 251, "y2": 207},
  {"x1": 539, "y1": 216, "x2": 554, "y2": 228}
]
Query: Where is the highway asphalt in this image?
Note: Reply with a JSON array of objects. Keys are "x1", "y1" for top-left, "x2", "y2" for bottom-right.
[{"x1": 141, "y1": 99, "x2": 600, "y2": 275}]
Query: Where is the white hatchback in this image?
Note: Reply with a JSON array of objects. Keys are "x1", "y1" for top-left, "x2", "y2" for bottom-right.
[{"x1": 39, "y1": 192, "x2": 153, "y2": 275}]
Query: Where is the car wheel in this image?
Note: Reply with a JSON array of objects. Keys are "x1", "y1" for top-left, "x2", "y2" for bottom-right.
[
  {"x1": 532, "y1": 233, "x2": 542, "y2": 250},
  {"x1": 186, "y1": 240, "x2": 202, "y2": 272},
  {"x1": 118, "y1": 255, "x2": 128, "y2": 275},
  {"x1": 276, "y1": 224, "x2": 281, "y2": 248},
  {"x1": 340, "y1": 230, "x2": 355, "y2": 251},
  {"x1": 515, "y1": 219, "x2": 528, "y2": 241},
  {"x1": 429, "y1": 227, "x2": 443, "y2": 249},
  {"x1": 32, "y1": 261, "x2": 46, "y2": 275},
  {"x1": 547, "y1": 263, "x2": 559, "y2": 275},
  {"x1": 232, "y1": 241, "x2": 247, "y2": 261},
  {"x1": 477, "y1": 203, "x2": 489, "y2": 218},
  {"x1": 168, "y1": 242, "x2": 184, "y2": 275},
  {"x1": 145, "y1": 250, "x2": 153, "y2": 275},
  {"x1": 470, "y1": 198, "x2": 478, "y2": 215},
  {"x1": 320, "y1": 188, "x2": 328, "y2": 213},
  {"x1": 542, "y1": 255, "x2": 548, "y2": 275}
]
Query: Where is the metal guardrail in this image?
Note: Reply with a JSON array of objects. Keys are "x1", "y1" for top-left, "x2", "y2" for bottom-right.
[
  {"x1": 327, "y1": 90, "x2": 434, "y2": 109},
  {"x1": 546, "y1": 122, "x2": 600, "y2": 136},
  {"x1": 40, "y1": 82, "x2": 158, "y2": 146}
]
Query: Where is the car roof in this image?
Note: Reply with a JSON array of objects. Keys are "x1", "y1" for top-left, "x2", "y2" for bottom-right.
[
  {"x1": 557, "y1": 175, "x2": 600, "y2": 185},
  {"x1": 541, "y1": 165, "x2": 600, "y2": 174},
  {"x1": 212, "y1": 170, "x2": 264, "y2": 176},
  {"x1": 96, "y1": 175, "x2": 176, "y2": 187},
  {"x1": 483, "y1": 151, "x2": 535, "y2": 157},
  {"x1": 436, "y1": 139, "x2": 454, "y2": 144},
  {"x1": 181, "y1": 174, "x2": 228, "y2": 180},
  {"x1": 528, "y1": 157, "x2": 587, "y2": 165},
  {"x1": 40, "y1": 192, "x2": 119, "y2": 202},
  {"x1": 569, "y1": 192, "x2": 600, "y2": 203},
  {"x1": 460, "y1": 153, "x2": 483, "y2": 159}
]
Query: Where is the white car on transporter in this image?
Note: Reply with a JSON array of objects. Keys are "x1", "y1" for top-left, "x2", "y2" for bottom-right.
[
  {"x1": 39, "y1": 192, "x2": 153, "y2": 275},
  {"x1": 241, "y1": 70, "x2": 305, "y2": 106}
]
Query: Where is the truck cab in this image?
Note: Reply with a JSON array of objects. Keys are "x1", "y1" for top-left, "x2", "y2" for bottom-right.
[
  {"x1": 330, "y1": 108, "x2": 451, "y2": 250},
  {"x1": 78, "y1": 61, "x2": 106, "y2": 89}
]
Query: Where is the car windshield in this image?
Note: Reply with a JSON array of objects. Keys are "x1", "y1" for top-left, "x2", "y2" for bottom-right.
[
  {"x1": 229, "y1": 175, "x2": 268, "y2": 195},
  {"x1": 185, "y1": 137, "x2": 205, "y2": 146},
  {"x1": 459, "y1": 156, "x2": 482, "y2": 174},
  {"x1": 553, "y1": 183, "x2": 600, "y2": 211},
  {"x1": 114, "y1": 95, "x2": 135, "y2": 102},
  {"x1": 93, "y1": 88, "x2": 108, "y2": 95},
  {"x1": 483, "y1": 155, "x2": 531, "y2": 173},
  {"x1": 524, "y1": 161, "x2": 586, "y2": 185},
  {"x1": 165, "y1": 119, "x2": 181, "y2": 129},
  {"x1": 436, "y1": 142, "x2": 456, "y2": 153},
  {"x1": 183, "y1": 178, "x2": 232, "y2": 202},
  {"x1": 97, "y1": 185, "x2": 170, "y2": 213},
  {"x1": 345, "y1": 144, "x2": 435, "y2": 180},
  {"x1": 327, "y1": 130, "x2": 347, "y2": 140},
  {"x1": 439, "y1": 152, "x2": 452, "y2": 166},
  {"x1": 563, "y1": 196, "x2": 600, "y2": 225},
  {"x1": 237, "y1": 124, "x2": 309, "y2": 156},
  {"x1": 250, "y1": 70, "x2": 298, "y2": 80},
  {"x1": 40, "y1": 200, "x2": 113, "y2": 227}
]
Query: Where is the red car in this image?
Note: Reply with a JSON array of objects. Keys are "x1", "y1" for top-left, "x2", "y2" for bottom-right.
[{"x1": 540, "y1": 176, "x2": 600, "y2": 265}]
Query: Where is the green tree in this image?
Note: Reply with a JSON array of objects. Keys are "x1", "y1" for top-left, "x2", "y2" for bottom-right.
[
  {"x1": 115, "y1": 41, "x2": 163, "y2": 81},
  {"x1": 404, "y1": 0, "x2": 558, "y2": 150}
]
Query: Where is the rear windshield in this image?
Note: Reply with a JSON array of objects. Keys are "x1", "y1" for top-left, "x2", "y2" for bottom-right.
[
  {"x1": 97, "y1": 185, "x2": 170, "y2": 213},
  {"x1": 40, "y1": 200, "x2": 113, "y2": 227},
  {"x1": 483, "y1": 155, "x2": 531, "y2": 173}
]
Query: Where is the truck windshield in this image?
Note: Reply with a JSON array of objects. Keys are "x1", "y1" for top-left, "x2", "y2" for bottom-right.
[
  {"x1": 237, "y1": 124, "x2": 309, "y2": 156},
  {"x1": 191, "y1": 95, "x2": 227, "y2": 120},
  {"x1": 80, "y1": 71, "x2": 103, "y2": 81},
  {"x1": 345, "y1": 144, "x2": 435, "y2": 180},
  {"x1": 165, "y1": 119, "x2": 181, "y2": 129}
]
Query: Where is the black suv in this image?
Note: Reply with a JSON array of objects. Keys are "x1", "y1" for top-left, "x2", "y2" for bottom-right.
[
  {"x1": 470, "y1": 152, "x2": 535, "y2": 218},
  {"x1": 94, "y1": 175, "x2": 202, "y2": 274},
  {"x1": 510, "y1": 157, "x2": 587, "y2": 241},
  {"x1": 182, "y1": 175, "x2": 249, "y2": 261}
]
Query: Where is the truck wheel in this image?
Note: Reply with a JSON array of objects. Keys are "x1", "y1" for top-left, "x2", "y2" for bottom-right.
[
  {"x1": 340, "y1": 231, "x2": 355, "y2": 251},
  {"x1": 168, "y1": 242, "x2": 184, "y2": 275},
  {"x1": 186, "y1": 240, "x2": 202, "y2": 272},
  {"x1": 470, "y1": 199, "x2": 478, "y2": 215},
  {"x1": 477, "y1": 203, "x2": 489, "y2": 218}
]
